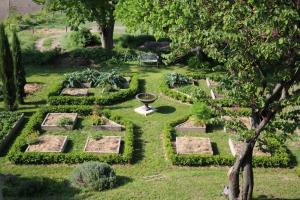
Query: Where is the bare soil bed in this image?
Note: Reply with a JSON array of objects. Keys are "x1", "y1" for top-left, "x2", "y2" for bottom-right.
[
  {"x1": 61, "y1": 88, "x2": 89, "y2": 96},
  {"x1": 176, "y1": 137, "x2": 213, "y2": 155},
  {"x1": 228, "y1": 138, "x2": 270, "y2": 157},
  {"x1": 41, "y1": 113, "x2": 78, "y2": 131},
  {"x1": 24, "y1": 83, "x2": 43, "y2": 95},
  {"x1": 26, "y1": 135, "x2": 67, "y2": 153},
  {"x1": 175, "y1": 118, "x2": 206, "y2": 133},
  {"x1": 84, "y1": 136, "x2": 121, "y2": 154}
]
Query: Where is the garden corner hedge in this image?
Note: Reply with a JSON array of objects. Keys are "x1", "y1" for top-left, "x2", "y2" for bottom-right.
[
  {"x1": 8, "y1": 105, "x2": 135, "y2": 165},
  {"x1": 48, "y1": 75, "x2": 140, "y2": 106},
  {"x1": 163, "y1": 117, "x2": 291, "y2": 168}
]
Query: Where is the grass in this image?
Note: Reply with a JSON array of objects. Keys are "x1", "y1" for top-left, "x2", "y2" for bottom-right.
[
  {"x1": 0, "y1": 63, "x2": 300, "y2": 199},
  {"x1": 42, "y1": 37, "x2": 53, "y2": 49}
]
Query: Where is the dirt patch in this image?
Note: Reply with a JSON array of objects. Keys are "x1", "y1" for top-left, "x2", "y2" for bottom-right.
[
  {"x1": 228, "y1": 139, "x2": 270, "y2": 157},
  {"x1": 61, "y1": 88, "x2": 88, "y2": 96},
  {"x1": 26, "y1": 135, "x2": 67, "y2": 153},
  {"x1": 84, "y1": 136, "x2": 121, "y2": 154},
  {"x1": 92, "y1": 117, "x2": 124, "y2": 131},
  {"x1": 24, "y1": 83, "x2": 43, "y2": 95},
  {"x1": 176, "y1": 137, "x2": 213, "y2": 155}
]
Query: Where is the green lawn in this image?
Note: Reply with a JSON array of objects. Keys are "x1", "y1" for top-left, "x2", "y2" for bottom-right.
[{"x1": 1, "y1": 64, "x2": 300, "y2": 199}]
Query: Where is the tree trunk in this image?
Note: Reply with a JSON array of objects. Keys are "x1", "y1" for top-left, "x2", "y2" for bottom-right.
[
  {"x1": 229, "y1": 141, "x2": 255, "y2": 200},
  {"x1": 99, "y1": 23, "x2": 114, "y2": 49}
]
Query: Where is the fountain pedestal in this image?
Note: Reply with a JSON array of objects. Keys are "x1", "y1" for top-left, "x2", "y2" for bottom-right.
[{"x1": 134, "y1": 93, "x2": 157, "y2": 116}]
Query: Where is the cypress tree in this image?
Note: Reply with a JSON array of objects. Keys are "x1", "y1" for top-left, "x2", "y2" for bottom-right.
[
  {"x1": 0, "y1": 23, "x2": 17, "y2": 111},
  {"x1": 12, "y1": 31, "x2": 26, "y2": 104}
]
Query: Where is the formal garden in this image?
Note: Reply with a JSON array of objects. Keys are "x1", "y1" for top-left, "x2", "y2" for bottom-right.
[{"x1": 0, "y1": 1, "x2": 300, "y2": 200}]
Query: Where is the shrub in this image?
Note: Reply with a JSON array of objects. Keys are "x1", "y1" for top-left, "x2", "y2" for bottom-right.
[
  {"x1": 165, "y1": 72, "x2": 190, "y2": 88},
  {"x1": 22, "y1": 48, "x2": 61, "y2": 65},
  {"x1": 70, "y1": 162, "x2": 117, "y2": 191},
  {"x1": 190, "y1": 102, "x2": 213, "y2": 124},
  {"x1": 63, "y1": 27, "x2": 100, "y2": 49}
]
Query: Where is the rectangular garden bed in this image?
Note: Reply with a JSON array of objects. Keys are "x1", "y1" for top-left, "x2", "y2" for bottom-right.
[
  {"x1": 222, "y1": 116, "x2": 252, "y2": 132},
  {"x1": 26, "y1": 135, "x2": 68, "y2": 153},
  {"x1": 41, "y1": 113, "x2": 78, "y2": 131},
  {"x1": 176, "y1": 137, "x2": 213, "y2": 155},
  {"x1": 84, "y1": 136, "x2": 121, "y2": 154}
]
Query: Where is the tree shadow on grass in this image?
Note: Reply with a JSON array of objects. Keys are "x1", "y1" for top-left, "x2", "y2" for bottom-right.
[
  {"x1": 253, "y1": 195, "x2": 300, "y2": 200},
  {"x1": 156, "y1": 106, "x2": 176, "y2": 114},
  {"x1": 132, "y1": 125, "x2": 145, "y2": 164},
  {"x1": 211, "y1": 142, "x2": 220, "y2": 155},
  {"x1": 2, "y1": 174, "x2": 80, "y2": 200}
]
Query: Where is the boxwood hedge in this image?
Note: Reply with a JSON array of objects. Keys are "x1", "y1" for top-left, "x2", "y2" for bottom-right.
[
  {"x1": 8, "y1": 105, "x2": 135, "y2": 165},
  {"x1": 48, "y1": 75, "x2": 140, "y2": 106},
  {"x1": 163, "y1": 117, "x2": 291, "y2": 168}
]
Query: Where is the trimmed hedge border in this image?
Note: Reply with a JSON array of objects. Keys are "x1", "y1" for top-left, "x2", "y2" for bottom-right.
[
  {"x1": 0, "y1": 113, "x2": 24, "y2": 153},
  {"x1": 8, "y1": 106, "x2": 134, "y2": 165},
  {"x1": 163, "y1": 117, "x2": 291, "y2": 168},
  {"x1": 48, "y1": 75, "x2": 140, "y2": 106}
]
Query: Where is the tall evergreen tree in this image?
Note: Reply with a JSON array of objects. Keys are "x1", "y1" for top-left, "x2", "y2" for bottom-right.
[
  {"x1": 12, "y1": 31, "x2": 26, "y2": 104},
  {"x1": 0, "y1": 23, "x2": 17, "y2": 110}
]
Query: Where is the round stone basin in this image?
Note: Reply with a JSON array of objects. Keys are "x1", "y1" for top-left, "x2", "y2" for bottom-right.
[{"x1": 136, "y1": 93, "x2": 157, "y2": 110}]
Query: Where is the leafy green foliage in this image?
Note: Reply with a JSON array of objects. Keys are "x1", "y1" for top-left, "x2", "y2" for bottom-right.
[
  {"x1": 165, "y1": 72, "x2": 190, "y2": 88},
  {"x1": 190, "y1": 102, "x2": 213, "y2": 124},
  {"x1": 70, "y1": 162, "x2": 117, "y2": 191}
]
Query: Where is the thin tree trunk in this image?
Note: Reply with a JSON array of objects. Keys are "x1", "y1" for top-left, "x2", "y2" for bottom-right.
[
  {"x1": 99, "y1": 23, "x2": 114, "y2": 49},
  {"x1": 229, "y1": 141, "x2": 255, "y2": 200}
]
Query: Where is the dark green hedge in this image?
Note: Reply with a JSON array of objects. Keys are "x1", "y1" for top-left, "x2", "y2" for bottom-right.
[
  {"x1": 163, "y1": 117, "x2": 291, "y2": 168},
  {"x1": 8, "y1": 105, "x2": 134, "y2": 165},
  {"x1": 48, "y1": 75, "x2": 140, "y2": 106}
]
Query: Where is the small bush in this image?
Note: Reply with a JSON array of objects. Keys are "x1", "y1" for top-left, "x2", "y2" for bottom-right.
[
  {"x1": 190, "y1": 102, "x2": 213, "y2": 124},
  {"x1": 63, "y1": 28, "x2": 100, "y2": 49},
  {"x1": 70, "y1": 162, "x2": 117, "y2": 191}
]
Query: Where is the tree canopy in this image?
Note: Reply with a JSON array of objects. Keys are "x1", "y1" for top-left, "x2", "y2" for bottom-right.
[{"x1": 117, "y1": 1, "x2": 300, "y2": 199}]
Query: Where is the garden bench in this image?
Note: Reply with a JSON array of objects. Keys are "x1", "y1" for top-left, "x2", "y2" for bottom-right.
[{"x1": 140, "y1": 52, "x2": 159, "y2": 67}]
